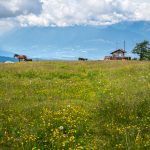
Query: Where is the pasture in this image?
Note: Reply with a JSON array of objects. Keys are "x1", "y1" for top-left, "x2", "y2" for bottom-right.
[{"x1": 0, "y1": 61, "x2": 150, "y2": 150}]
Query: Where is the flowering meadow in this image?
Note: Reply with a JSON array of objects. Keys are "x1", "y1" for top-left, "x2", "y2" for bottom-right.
[{"x1": 0, "y1": 61, "x2": 150, "y2": 149}]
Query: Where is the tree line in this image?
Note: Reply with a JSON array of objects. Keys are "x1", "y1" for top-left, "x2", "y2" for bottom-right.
[{"x1": 132, "y1": 40, "x2": 150, "y2": 60}]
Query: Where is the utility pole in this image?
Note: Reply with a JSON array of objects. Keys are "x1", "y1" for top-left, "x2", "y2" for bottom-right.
[{"x1": 124, "y1": 40, "x2": 126, "y2": 51}]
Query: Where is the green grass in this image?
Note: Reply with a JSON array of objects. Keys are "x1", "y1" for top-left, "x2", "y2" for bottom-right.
[{"x1": 0, "y1": 61, "x2": 150, "y2": 150}]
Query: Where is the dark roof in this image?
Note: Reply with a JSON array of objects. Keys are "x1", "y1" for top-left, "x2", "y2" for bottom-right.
[{"x1": 111, "y1": 49, "x2": 126, "y2": 54}]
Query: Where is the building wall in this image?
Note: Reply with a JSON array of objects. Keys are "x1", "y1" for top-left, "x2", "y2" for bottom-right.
[{"x1": 112, "y1": 51, "x2": 124, "y2": 57}]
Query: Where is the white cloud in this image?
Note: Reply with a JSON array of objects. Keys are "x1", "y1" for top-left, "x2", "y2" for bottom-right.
[
  {"x1": 0, "y1": 19, "x2": 19, "y2": 35},
  {"x1": 0, "y1": 0, "x2": 150, "y2": 29},
  {"x1": 0, "y1": 0, "x2": 42, "y2": 18}
]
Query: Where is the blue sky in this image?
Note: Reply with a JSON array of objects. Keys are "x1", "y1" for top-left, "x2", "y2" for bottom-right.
[{"x1": 0, "y1": 0, "x2": 150, "y2": 60}]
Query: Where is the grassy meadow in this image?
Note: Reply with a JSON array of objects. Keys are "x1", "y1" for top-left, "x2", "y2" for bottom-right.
[{"x1": 0, "y1": 61, "x2": 150, "y2": 150}]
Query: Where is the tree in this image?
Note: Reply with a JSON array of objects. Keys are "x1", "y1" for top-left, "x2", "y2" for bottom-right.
[{"x1": 132, "y1": 40, "x2": 150, "y2": 60}]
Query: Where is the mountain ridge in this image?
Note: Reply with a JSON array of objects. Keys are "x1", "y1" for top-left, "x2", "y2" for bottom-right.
[{"x1": 0, "y1": 56, "x2": 17, "y2": 62}]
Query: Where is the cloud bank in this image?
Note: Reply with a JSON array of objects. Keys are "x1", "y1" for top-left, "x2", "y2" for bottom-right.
[
  {"x1": 0, "y1": 0, "x2": 150, "y2": 31},
  {"x1": 0, "y1": 0, "x2": 42, "y2": 18}
]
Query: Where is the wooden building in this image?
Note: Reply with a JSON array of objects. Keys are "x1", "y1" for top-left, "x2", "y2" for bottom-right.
[{"x1": 104, "y1": 49, "x2": 131, "y2": 60}]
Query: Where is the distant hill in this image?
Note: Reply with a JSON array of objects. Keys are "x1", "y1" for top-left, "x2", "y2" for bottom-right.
[{"x1": 0, "y1": 56, "x2": 17, "y2": 62}]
